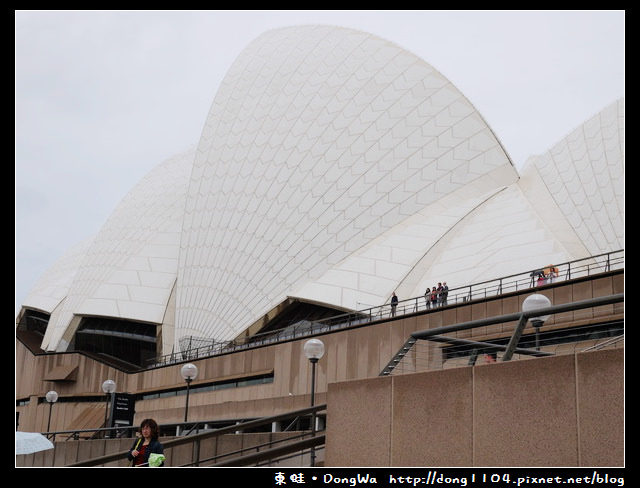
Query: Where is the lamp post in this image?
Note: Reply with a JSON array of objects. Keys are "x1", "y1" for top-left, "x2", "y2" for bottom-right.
[
  {"x1": 180, "y1": 363, "x2": 198, "y2": 423},
  {"x1": 304, "y1": 338, "x2": 325, "y2": 467},
  {"x1": 522, "y1": 293, "x2": 552, "y2": 350},
  {"x1": 101, "y1": 379, "x2": 116, "y2": 438},
  {"x1": 45, "y1": 390, "x2": 58, "y2": 434}
]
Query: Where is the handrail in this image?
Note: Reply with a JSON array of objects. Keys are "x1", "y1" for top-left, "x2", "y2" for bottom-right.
[
  {"x1": 580, "y1": 334, "x2": 625, "y2": 352},
  {"x1": 66, "y1": 404, "x2": 327, "y2": 467},
  {"x1": 382, "y1": 293, "x2": 624, "y2": 375},
  {"x1": 411, "y1": 293, "x2": 624, "y2": 340},
  {"x1": 210, "y1": 435, "x2": 325, "y2": 467},
  {"x1": 178, "y1": 430, "x2": 314, "y2": 466}
]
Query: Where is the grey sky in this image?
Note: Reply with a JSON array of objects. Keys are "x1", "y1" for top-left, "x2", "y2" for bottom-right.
[{"x1": 15, "y1": 10, "x2": 625, "y2": 316}]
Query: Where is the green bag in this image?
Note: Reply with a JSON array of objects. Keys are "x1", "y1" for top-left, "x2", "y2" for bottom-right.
[{"x1": 148, "y1": 453, "x2": 165, "y2": 467}]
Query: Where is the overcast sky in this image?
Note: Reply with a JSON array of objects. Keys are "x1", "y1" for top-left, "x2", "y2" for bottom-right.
[{"x1": 15, "y1": 10, "x2": 625, "y2": 316}]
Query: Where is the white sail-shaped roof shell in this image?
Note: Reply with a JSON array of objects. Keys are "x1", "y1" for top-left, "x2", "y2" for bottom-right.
[
  {"x1": 176, "y1": 25, "x2": 519, "y2": 342},
  {"x1": 35, "y1": 148, "x2": 193, "y2": 352},
  {"x1": 17, "y1": 26, "x2": 624, "y2": 354}
]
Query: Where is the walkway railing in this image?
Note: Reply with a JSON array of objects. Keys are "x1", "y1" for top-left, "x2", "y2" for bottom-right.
[
  {"x1": 149, "y1": 249, "x2": 623, "y2": 368},
  {"x1": 66, "y1": 404, "x2": 327, "y2": 467}
]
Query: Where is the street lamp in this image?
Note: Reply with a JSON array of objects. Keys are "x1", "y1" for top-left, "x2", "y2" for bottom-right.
[
  {"x1": 45, "y1": 390, "x2": 58, "y2": 434},
  {"x1": 522, "y1": 293, "x2": 552, "y2": 350},
  {"x1": 101, "y1": 379, "x2": 116, "y2": 438},
  {"x1": 180, "y1": 363, "x2": 198, "y2": 423},
  {"x1": 304, "y1": 338, "x2": 325, "y2": 467}
]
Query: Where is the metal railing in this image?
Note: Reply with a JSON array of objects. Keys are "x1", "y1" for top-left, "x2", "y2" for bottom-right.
[
  {"x1": 151, "y1": 250, "x2": 623, "y2": 367},
  {"x1": 381, "y1": 293, "x2": 624, "y2": 376}
]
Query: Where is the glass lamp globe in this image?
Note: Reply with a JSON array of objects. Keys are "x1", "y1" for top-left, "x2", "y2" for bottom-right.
[
  {"x1": 101, "y1": 379, "x2": 116, "y2": 394},
  {"x1": 181, "y1": 363, "x2": 198, "y2": 381},
  {"x1": 304, "y1": 338, "x2": 325, "y2": 361},
  {"x1": 522, "y1": 294, "x2": 552, "y2": 324}
]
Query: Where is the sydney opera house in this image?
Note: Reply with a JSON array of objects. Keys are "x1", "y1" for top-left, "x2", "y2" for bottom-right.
[{"x1": 16, "y1": 26, "x2": 624, "y2": 467}]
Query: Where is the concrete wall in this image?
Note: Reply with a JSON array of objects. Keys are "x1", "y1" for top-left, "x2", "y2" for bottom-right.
[
  {"x1": 16, "y1": 348, "x2": 623, "y2": 467},
  {"x1": 325, "y1": 348, "x2": 623, "y2": 467}
]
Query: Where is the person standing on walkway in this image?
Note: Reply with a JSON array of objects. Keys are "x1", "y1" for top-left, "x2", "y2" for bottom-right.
[
  {"x1": 441, "y1": 282, "x2": 449, "y2": 306},
  {"x1": 430, "y1": 287, "x2": 438, "y2": 308},
  {"x1": 390, "y1": 292, "x2": 399, "y2": 317}
]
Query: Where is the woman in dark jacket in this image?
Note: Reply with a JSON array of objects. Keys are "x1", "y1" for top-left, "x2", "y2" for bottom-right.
[{"x1": 127, "y1": 418, "x2": 165, "y2": 466}]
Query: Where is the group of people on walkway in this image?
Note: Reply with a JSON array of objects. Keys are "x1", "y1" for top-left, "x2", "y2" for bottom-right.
[
  {"x1": 425, "y1": 282, "x2": 448, "y2": 308},
  {"x1": 535, "y1": 265, "x2": 559, "y2": 287},
  {"x1": 389, "y1": 281, "x2": 449, "y2": 317}
]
